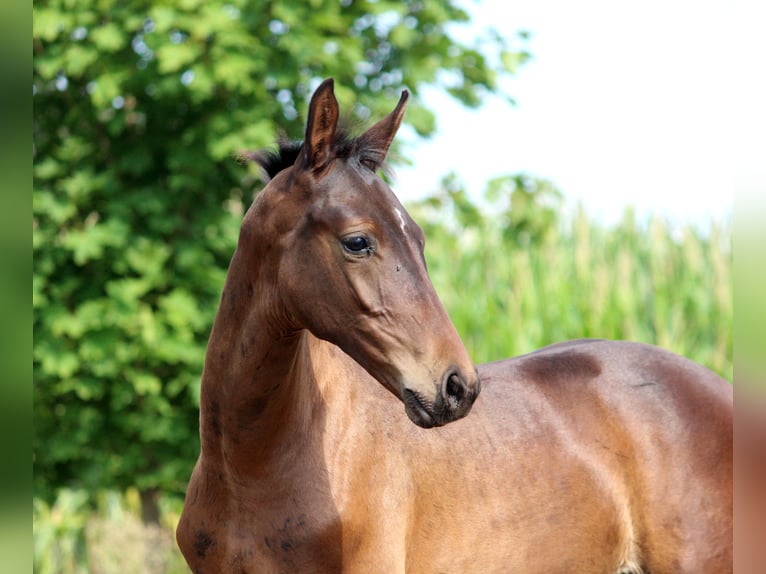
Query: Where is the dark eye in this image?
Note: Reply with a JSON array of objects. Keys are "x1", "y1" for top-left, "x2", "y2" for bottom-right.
[{"x1": 341, "y1": 235, "x2": 372, "y2": 255}]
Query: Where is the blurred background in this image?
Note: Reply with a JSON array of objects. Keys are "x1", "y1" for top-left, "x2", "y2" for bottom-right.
[{"x1": 33, "y1": 0, "x2": 733, "y2": 571}]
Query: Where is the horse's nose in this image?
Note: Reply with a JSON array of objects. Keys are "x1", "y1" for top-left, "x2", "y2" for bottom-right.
[{"x1": 440, "y1": 368, "x2": 480, "y2": 419}]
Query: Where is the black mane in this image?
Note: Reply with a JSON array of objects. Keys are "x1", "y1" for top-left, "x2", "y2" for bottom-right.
[
  {"x1": 241, "y1": 125, "x2": 389, "y2": 182},
  {"x1": 242, "y1": 141, "x2": 304, "y2": 181}
]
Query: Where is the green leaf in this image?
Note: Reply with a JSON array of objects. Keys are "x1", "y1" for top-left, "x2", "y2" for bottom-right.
[
  {"x1": 63, "y1": 44, "x2": 100, "y2": 76},
  {"x1": 89, "y1": 73, "x2": 123, "y2": 108},
  {"x1": 33, "y1": 8, "x2": 69, "y2": 42},
  {"x1": 90, "y1": 22, "x2": 124, "y2": 52},
  {"x1": 156, "y1": 42, "x2": 201, "y2": 74},
  {"x1": 133, "y1": 373, "x2": 162, "y2": 396},
  {"x1": 160, "y1": 289, "x2": 204, "y2": 332},
  {"x1": 404, "y1": 103, "x2": 436, "y2": 137}
]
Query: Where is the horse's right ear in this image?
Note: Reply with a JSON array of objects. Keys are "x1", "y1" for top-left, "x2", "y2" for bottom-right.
[
  {"x1": 301, "y1": 78, "x2": 339, "y2": 173},
  {"x1": 357, "y1": 89, "x2": 409, "y2": 168}
]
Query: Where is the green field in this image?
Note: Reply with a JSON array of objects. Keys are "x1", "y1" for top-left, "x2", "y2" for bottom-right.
[
  {"x1": 33, "y1": 188, "x2": 732, "y2": 572},
  {"x1": 413, "y1": 178, "x2": 732, "y2": 380}
]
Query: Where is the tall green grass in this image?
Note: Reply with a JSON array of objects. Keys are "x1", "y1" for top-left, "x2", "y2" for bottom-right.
[
  {"x1": 33, "y1": 488, "x2": 188, "y2": 574},
  {"x1": 410, "y1": 179, "x2": 732, "y2": 381}
]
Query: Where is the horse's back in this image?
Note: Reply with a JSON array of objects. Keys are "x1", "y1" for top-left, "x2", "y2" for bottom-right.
[{"x1": 474, "y1": 339, "x2": 732, "y2": 572}]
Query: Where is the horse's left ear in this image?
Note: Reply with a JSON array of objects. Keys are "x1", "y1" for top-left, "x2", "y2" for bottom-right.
[
  {"x1": 358, "y1": 89, "x2": 409, "y2": 168},
  {"x1": 302, "y1": 78, "x2": 340, "y2": 173}
]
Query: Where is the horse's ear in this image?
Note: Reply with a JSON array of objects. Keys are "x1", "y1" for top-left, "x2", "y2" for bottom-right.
[
  {"x1": 358, "y1": 89, "x2": 409, "y2": 167},
  {"x1": 302, "y1": 78, "x2": 339, "y2": 172}
]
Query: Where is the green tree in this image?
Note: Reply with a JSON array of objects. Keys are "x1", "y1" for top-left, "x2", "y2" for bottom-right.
[{"x1": 33, "y1": 0, "x2": 527, "y2": 508}]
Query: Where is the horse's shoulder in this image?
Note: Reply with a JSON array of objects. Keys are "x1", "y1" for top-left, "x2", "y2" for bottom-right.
[{"x1": 478, "y1": 338, "x2": 608, "y2": 384}]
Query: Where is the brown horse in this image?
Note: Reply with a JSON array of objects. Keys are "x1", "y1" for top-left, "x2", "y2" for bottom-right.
[{"x1": 176, "y1": 79, "x2": 732, "y2": 573}]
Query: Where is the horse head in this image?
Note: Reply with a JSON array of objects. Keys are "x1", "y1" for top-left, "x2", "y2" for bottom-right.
[{"x1": 242, "y1": 78, "x2": 480, "y2": 428}]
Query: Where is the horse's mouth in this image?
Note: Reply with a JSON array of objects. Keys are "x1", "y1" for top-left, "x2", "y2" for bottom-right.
[{"x1": 403, "y1": 389, "x2": 439, "y2": 429}]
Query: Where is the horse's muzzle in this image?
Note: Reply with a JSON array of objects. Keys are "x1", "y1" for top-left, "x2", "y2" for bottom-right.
[{"x1": 403, "y1": 369, "x2": 480, "y2": 428}]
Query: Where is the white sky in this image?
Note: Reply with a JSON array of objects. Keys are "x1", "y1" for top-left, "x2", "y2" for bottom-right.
[{"x1": 395, "y1": 0, "x2": 742, "y2": 228}]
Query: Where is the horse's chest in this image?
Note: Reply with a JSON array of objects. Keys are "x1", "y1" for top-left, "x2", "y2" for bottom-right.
[
  {"x1": 249, "y1": 509, "x2": 343, "y2": 570},
  {"x1": 206, "y1": 474, "x2": 346, "y2": 571}
]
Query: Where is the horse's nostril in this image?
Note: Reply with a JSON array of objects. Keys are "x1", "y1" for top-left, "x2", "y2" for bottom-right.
[{"x1": 445, "y1": 372, "x2": 466, "y2": 406}]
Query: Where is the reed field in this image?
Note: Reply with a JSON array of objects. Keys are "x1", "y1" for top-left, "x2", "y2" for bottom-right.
[
  {"x1": 33, "y1": 194, "x2": 732, "y2": 573},
  {"x1": 413, "y1": 193, "x2": 732, "y2": 381}
]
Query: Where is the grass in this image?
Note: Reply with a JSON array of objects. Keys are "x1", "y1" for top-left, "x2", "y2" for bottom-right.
[
  {"x1": 412, "y1": 197, "x2": 732, "y2": 381},
  {"x1": 33, "y1": 488, "x2": 188, "y2": 574}
]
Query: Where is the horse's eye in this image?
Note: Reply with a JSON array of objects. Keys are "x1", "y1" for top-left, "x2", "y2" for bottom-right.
[{"x1": 342, "y1": 236, "x2": 372, "y2": 255}]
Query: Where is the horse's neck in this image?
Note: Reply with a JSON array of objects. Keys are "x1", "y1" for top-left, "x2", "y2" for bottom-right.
[{"x1": 197, "y1": 247, "x2": 345, "y2": 478}]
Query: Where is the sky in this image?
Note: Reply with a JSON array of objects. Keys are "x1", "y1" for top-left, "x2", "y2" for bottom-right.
[{"x1": 395, "y1": 0, "x2": 740, "y2": 228}]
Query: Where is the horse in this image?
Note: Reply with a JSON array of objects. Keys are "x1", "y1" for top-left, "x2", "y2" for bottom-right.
[{"x1": 176, "y1": 78, "x2": 732, "y2": 573}]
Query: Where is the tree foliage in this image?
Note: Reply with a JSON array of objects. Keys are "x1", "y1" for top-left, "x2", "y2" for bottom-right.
[{"x1": 33, "y1": 0, "x2": 525, "y2": 502}]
